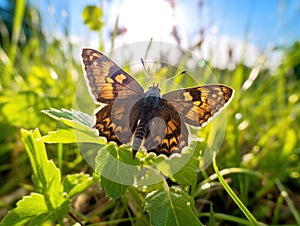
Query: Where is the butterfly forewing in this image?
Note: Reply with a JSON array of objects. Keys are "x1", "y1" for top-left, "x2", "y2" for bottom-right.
[
  {"x1": 162, "y1": 85, "x2": 233, "y2": 127},
  {"x1": 82, "y1": 48, "x2": 144, "y2": 103}
]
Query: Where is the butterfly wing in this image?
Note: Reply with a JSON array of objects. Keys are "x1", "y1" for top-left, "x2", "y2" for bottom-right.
[
  {"x1": 94, "y1": 104, "x2": 121, "y2": 144},
  {"x1": 82, "y1": 48, "x2": 144, "y2": 103},
  {"x1": 82, "y1": 48, "x2": 145, "y2": 144},
  {"x1": 143, "y1": 99, "x2": 189, "y2": 156},
  {"x1": 95, "y1": 99, "x2": 140, "y2": 144},
  {"x1": 162, "y1": 85, "x2": 234, "y2": 127}
]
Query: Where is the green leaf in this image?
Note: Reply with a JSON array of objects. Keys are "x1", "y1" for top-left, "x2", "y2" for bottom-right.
[
  {"x1": 42, "y1": 108, "x2": 93, "y2": 129},
  {"x1": 135, "y1": 167, "x2": 165, "y2": 193},
  {"x1": 156, "y1": 142, "x2": 201, "y2": 186},
  {"x1": 21, "y1": 129, "x2": 62, "y2": 194},
  {"x1": 1, "y1": 192, "x2": 69, "y2": 226},
  {"x1": 172, "y1": 141, "x2": 205, "y2": 187},
  {"x1": 100, "y1": 176, "x2": 129, "y2": 199},
  {"x1": 8, "y1": 129, "x2": 70, "y2": 224},
  {"x1": 82, "y1": 5, "x2": 103, "y2": 31},
  {"x1": 95, "y1": 144, "x2": 140, "y2": 198},
  {"x1": 41, "y1": 108, "x2": 102, "y2": 144},
  {"x1": 63, "y1": 173, "x2": 95, "y2": 198},
  {"x1": 144, "y1": 187, "x2": 203, "y2": 226},
  {"x1": 1, "y1": 193, "x2": 51, "y2": 226},
  {"x1": 39, "y1": 129, "x2": 76, "y2": 143}
]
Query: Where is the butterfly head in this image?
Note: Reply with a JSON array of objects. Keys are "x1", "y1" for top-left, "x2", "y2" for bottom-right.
[{"x1": 145, "y1": 83, "x2": 161, "y2": 98}]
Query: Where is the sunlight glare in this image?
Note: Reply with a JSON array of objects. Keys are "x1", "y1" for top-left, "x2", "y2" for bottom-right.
[{"x1": 118, "y1": 0, "x2": 174, "y2": 42}]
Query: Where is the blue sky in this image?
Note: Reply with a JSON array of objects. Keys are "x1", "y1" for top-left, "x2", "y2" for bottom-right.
[{"x1": 29, "y1": 0, "x2": 300, "y2": 67}]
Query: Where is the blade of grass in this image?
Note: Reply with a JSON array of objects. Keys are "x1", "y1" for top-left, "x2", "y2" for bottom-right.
[
  {"x1": 198, "y1": 212, "x2": 268, "y2": 226},
  {"x1": 212, "y1": 152, "x2": 260, "y2": 226},
  {"x1": 275, "y1": 178, "x2": 300, "y2": 225},
  {"x1": 4, "y1": 0, "x2": 26, "y2": 86}
]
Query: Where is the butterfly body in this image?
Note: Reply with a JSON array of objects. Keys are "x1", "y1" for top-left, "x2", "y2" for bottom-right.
[
  {"x1": 129, "y1": 86, "x2": 183, "y2": 157},
  {"x1": 82, "y1": 48, "x2": 234, "y2": 158}
]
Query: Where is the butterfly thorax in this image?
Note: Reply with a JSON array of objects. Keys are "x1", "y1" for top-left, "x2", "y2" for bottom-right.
[{"x1": 144, "y1": 84, "x2": 161, "y2": 108}]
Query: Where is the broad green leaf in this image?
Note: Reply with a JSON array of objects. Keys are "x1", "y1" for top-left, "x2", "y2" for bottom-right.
[
  {"x1": 95, "y1": 144, "x2": 139, "y2": 198},
  {"x1": 82, "y1": 5, "x2": 103, "y2": 31},
  {"x1": 63, "y1": 173, "x2": 95, "y2": 198},
  {"x1": 144, "y1": 187, "x2": 203, "y2": 226},
  {"x1": 1, "y1": 193, "x2": 50, "y2": 226},
  {"x1": 1, "y1": 192, "x2": 69, "y2": 226}
]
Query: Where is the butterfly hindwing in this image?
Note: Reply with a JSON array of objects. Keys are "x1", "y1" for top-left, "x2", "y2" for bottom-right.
[
  {"x1": 142, "y1": 99, "x2": 189, "y2": 156},
  {"x1": 162, "y1": 85, "x2": 233, "y2": 126},
  {"x1": 95, "y1": 105, "x2": 121, "y2": 144},
  {"x1": 82, "y1": 48, "x2": 144, "y2": 103}
]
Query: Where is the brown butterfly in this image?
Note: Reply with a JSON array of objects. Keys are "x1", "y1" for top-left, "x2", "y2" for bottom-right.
[{"x1": 82, "y1": 48, "x2": 234, "y2": 158}]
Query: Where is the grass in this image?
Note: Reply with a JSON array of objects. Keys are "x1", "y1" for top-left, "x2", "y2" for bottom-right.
[{"x1": 0, "y1": 1, "x2": 299, "y2": 225}]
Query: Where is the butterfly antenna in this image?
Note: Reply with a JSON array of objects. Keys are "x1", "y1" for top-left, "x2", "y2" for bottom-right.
[
  {"x1": 141, "y1": 58, "x2": 152, "y2": 79},
  {"x1": 161, "y1": 69, "x2": 187, "y2": 84}
]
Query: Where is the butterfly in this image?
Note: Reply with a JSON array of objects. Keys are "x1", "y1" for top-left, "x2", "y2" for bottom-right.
[{"x1": 82, "y1": 48, "x2": 234, "y2": 158}]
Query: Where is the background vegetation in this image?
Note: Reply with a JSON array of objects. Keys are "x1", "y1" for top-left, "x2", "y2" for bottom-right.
[{"x1": 0, "y1": 1, "x2": 299, "y2": 225}]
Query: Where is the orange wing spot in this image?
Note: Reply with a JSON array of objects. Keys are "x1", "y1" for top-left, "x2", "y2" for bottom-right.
[
  {"x1": 168, "y1": 120, "x2": 177, "y2": 131},
  {"x1": 115, "y1": 74, "x2": 127, "y2": 84},
  {"x1": 169, "y1": 136, "x2": 177, "y2": 145},
  {"x1": 106, "y1": 77, "x2": 114, "y2": 83},
  {"x1": 96, "y1": 123, "x2": 104, "y2": 131},
  {"x1": 91, "y1": 52, "x2": 100, "y2": 58},
  {"x1": 161, "y1": 139, "x2": 169, "y2": 147},
  {"x1": 193, "y1": 101, "x2": 201, "y2": 106},
  {"x1": 102, "y1": 117, "x2": 111, "y2": 125},
  {"x1": 102, "y1": 84, "x2": 113, "y2": 90},
  {"x1": 183, "y1": 92, "x2": 193, "y2": 101}
]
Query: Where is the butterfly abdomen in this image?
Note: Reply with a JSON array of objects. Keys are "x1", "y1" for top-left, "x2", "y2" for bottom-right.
[{"x1": 132, "y1": 118, "x2": 150, "y2": 158}]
